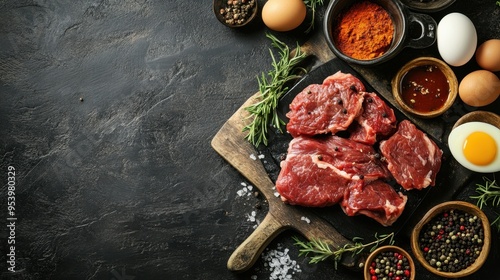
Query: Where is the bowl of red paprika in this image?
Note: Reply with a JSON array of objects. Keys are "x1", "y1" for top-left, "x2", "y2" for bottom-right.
[{"x1": 324, "y1": 0, "x2": 437, "y2": 66}]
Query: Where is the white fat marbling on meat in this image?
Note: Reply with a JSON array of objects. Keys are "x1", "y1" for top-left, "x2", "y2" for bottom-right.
[
  {"x1": 311, "y1": 154, "x2": 351, "y2": 179},
  {"x1": 417, "y1": 154, "x2": 427, "y2": 166},
  {"x1": 385, "y1": 200, "x2": 397, "y2": 214}
]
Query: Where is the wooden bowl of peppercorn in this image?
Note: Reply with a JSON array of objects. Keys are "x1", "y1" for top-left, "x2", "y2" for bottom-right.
[
  {"x1": 213, "y1": 0, "x2": 258, "y2": 28},
  {"x1": 411, "y1": 201, "x2": 491, "y2": 278},
  {"x1": 364, "y1": 245, "x2": 416, "y2": 280}
]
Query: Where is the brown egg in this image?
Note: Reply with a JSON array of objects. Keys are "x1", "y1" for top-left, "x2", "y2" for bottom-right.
[
  {"x1": 459, "y1": 70, "x2": 500, "y2": 107},
  {"x1": 476, "y1": 39, "x2": 500, "y2": 72},
  {"x1": 262, "y1": 0, "x2": 306, "y2": 32}
]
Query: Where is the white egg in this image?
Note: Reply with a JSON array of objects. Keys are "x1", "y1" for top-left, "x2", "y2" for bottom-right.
[
  {"x1": 448, "y1": 122, "x2": 500, "y2": 173},
  {"x1": 437, "y1": 13, "x2": 477, "y2": 67}
]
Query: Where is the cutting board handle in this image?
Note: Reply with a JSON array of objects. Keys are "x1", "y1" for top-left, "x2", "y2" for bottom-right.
[{"x1": 227, "y1": 212, "x2": 287, "y2": 272}]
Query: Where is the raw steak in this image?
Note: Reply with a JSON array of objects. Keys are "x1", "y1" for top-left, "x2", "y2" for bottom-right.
[
  {"x1": 341, "y1": 180, "x2": 408, "y2": 227},
  {"x1": 349, "y1": 92, "x2": 397, "y2": 145},
  {"x1": 379, "y1": 120, "x2": 443, "y2": 190},
  {"x1": 286, "y1": 71, "x2": 365, "y2": 137},
  {"x1": 275, "y1": 135, "x2": 390, "y2": 207}
]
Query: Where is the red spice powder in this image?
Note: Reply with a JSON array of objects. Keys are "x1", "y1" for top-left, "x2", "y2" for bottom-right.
[{"x1": 333, "y1": 1, "x2": 394, "y2": 60}]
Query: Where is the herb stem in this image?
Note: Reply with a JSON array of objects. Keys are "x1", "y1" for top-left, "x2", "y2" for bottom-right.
[
  {"x1": 471, "y1": 176, "x2": 500, "y2": 231},
  {"x1": 293, "y1": 232, "x2": 395, "y2": 269},
  {"x1": 243, "y1": 33, "x2": 307, "y2": 147},
  {"x1": 304, "y1": 0, "x2": 325, "y2": 34}
]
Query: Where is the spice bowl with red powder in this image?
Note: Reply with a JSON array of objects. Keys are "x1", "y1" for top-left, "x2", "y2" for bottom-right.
[
  {"x1": 364, "y1": 245, "x2": 416, "y2": 280},
  {"x1": 324, "y1": 0, "x2": 437, "y2": 66},
  {"x1": 410, "y1": 201, "x2": 491, "y2": 278},
  {"x1": 391, "y1": 57, "x2": 458, "y2": 118}
]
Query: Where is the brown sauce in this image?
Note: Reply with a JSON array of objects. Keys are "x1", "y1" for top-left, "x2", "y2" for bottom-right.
[{"x1": 400, "y1": 65, "x2": 450, "y2": 113}]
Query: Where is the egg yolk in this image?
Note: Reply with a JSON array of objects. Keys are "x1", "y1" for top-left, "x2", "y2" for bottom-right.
[{"x1": 462, "y1": 131, "x2": 497, "y2": 166}]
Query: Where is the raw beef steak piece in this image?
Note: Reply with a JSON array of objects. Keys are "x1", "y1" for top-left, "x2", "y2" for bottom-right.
[
  {"x1": 341, "y1": 180, "x2": 408, "y2": 226},
  {"x1": 349, "y1": 92, "x2": 397, "y2": 145},
  {"x1": 286, "y1": 71, "x2": 365, "y2": 137},
  {"x1": 379, "y1": 120, "x2": 443, "y2": 190},
  {"x1": 275, "y1": 135, "x2": 390, "y2": 207}
]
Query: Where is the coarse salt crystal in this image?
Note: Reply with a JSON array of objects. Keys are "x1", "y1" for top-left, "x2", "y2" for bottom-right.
[
  {"x1": 250, "y1": 154, "x2": 257, "y2": 160},
  {"x1": 274, "y1": 192, "x2": 280, "y2": 197},
  {"x1": 300, "y1": 216, "x2": 311, "y2": 224},
  {"x1": 258, "y1": 154, "x2": 265, "y2": 159},
  {"x1": 236, "y1": 182, "x2": 255, "y2": 197}
]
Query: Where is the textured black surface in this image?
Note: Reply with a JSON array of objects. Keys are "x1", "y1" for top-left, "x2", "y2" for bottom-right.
[{"x1": 0, "y1": 1, "x2": 499, "y2": 280}]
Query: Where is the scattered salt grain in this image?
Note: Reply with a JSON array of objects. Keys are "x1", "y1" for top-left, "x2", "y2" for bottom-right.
[
  {"x1": 250, "y1": 154, "x2": 257, "y2": 160},
  {"x1": 258, "y1": 154, "x2": 265, "y2": 159},
  {"x1": 262, "y1": 243, "x2": 301, "y2": 279},
  {"x1": 246, "y1": 210, "x2": 261, "y2": 229},
  {"x1": 237, "y1": 182, "x2": 254, "y2": 197},
  {"x1": 300, "y1": 216, "x2": 310, "y2": 224},
  {"x1": 274, "y1": 192, "x2": 280, "y2": 197}
]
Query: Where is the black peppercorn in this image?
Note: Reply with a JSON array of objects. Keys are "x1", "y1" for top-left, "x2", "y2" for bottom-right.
[
  {"x1": 368, "y1": 250, "x2": 412, "y2": 280},
  {"x1": 418, "y1": 209, "x2": 484, "y2": 273}
]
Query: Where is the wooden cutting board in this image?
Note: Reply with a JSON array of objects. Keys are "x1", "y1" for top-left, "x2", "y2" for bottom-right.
[
  {"x1": 211, "y1": 34, "x2": 365, "y2": 272},
  {"x1": 210, "y1": 30, "x2": 484, "y2": 272}
]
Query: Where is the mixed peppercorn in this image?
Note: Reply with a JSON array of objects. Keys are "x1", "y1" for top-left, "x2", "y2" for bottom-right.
[
  {"x1": 418, "y1": 209, "x2": 484, "y2": 273},
  {"x1": 368, "y1": 250, "x2": 412, "y2": 280},
  {"x1": 219, "y1": 0, "x2": 256, "y2": 26}
]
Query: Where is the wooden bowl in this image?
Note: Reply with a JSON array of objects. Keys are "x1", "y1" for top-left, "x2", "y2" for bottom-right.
[
  {"x1": 392, "y1": 57, "x2": 458, "y2": 118},
  {"x1": 411, "y1": 201, "x2": 491, "y2": 278},
  {"x1": 213, "y1": 0, "x2": 258, "y2": 28},
  {"x1": 452, "y1": 111, "x2": 500, "y2": 130},
  {"x1": 364, "y1": 245, "x2": 416, "y2": 280}
]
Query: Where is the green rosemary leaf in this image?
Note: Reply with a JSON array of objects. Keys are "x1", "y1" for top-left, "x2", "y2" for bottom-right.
[
  {"x1": 243, "y1": 33, "x2": 308, "y2": 147},
  {"x1": 293, "y1": 232, "x2": 395, "y2": 268},
  {"x1": 304, "y1": 0, "x2": 325, "y2": 33}
]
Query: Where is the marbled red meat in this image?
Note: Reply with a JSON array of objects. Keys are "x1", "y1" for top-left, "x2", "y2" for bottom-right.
[
  {"x1": 379, "y1": 120, "x2": 443, "y2": 190},
  {"x1": 286, "y1": 71, "x2": 365, "y2": 137},
  {"x1": 341, "y1": 180, "x2": 408, "y2": 227},
  {"x1": 349, "y1": 92, "x2": 397, "y2": 145},
  {"x1": 275, "y1": 135, "x2": 390, "y2": 207}
]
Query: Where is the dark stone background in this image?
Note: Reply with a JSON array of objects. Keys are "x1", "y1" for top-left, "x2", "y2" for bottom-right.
[{"x1": 0, "y1": 0, "x2": 498, "y2": 279}]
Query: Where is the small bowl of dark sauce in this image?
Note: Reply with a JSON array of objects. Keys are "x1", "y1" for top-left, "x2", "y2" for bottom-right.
[{"x1": 392, "y1": 57, "x2": 458, "y2": 118}]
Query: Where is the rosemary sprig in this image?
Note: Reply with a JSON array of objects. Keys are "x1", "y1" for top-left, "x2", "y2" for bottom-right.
[
  {"x1": 293, "y1": 232, "x2": 395, "y2": 269},
  {"x1": 304, "y1": 0, "x2": 325, "y2": 34},
  {"x1": 243, "y1": 33, "x2": 307, "y2": 147},
  {"x1": 471, "y1": 176, "x2": 500, "y2": 231}
]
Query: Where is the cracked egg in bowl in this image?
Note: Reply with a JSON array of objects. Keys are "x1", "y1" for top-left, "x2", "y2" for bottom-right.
[{"x1": 448, "y1": 121, "x2": 500, "y2": 173}]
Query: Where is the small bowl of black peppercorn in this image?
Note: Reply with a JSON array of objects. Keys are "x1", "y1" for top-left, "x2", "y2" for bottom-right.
[
  {"x1": 364, "y1": 245, "x2": 416, "y2": 280},
  {"x1": 411, "y1": 201, "x2": 491, "y2": 278},
  {"x1": 213, "y1": 0, "x2": 258, "y2": 28}
]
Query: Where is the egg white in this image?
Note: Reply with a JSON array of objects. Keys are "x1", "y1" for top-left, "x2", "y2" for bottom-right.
[{"x1": 448, "y1": 122, "x2": 500, "y2": 173}]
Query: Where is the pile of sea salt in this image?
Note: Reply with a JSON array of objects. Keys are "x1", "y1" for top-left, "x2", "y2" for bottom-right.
[{"x1": 259, "y1": 243, "x2": 302, "y2": 279}]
